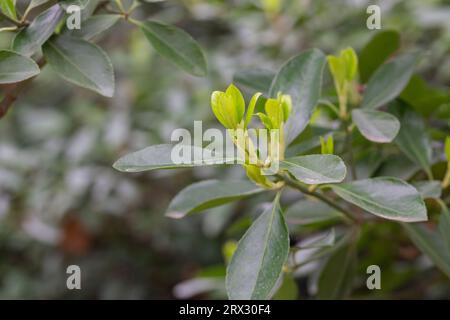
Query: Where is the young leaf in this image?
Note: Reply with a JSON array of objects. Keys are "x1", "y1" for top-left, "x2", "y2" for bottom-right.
[
  {"x1": 320, "y1": 135, "x2": 334, "y2": 154},
  {"x1": 403, "y1": 223, "x2": 450, "y2": 278},
  {"x1": 113, "y1": 144, "x2": 239, "y2": 172},
  {"x1": 359, "y1": 30, "x2": 400, "y2": 83},
  {"x1": 211, "y1": 84, "x2": 245, "y2": 129},
  {"x1": 445, "y1": 137, "x2": 450, "y2": 161},
  {"x1": 0, "y1": 0, "x2": 17, "y2": 20},
  {"x1": 317, "y1": 240, "x2": 357, "y2": 299},
  {"x1": 12, "y1": 4, "x2": 64, "y2": 57},
  {"x1": 280, "y1": 154, "x2": 346, "y2": 184},
  {"x1": 138, "y1": 20, "x2": 207, "y2": 76},
  {"x1": 244, "y1": 92, "x2": 262, "y2": 128},
  {"x1": 329, "y1": 177, "x2": 427, "y2": 222},
  {"x1": 392, "y1": 103, "x2": 432, "y2": 177},
  {"x1": 226, "y1": 195, "x2": 289, "y2": 299},
  {"x1": 0, "y1": 50, "x2": 40, "y2": 84},
  {"x1": 352, "y1": 109, "x2": 400, "y2": 143},
  {"x1": 166, "y1": 180, "x2": 264, "y2": 218},
  {"x1": 361, "y1": 52, "x2": 420, "y2": 110},
  {"x1": 269, "y1": 49, "x2": 326, "y2": 145},
  {"x1": 43, "y1": 36, "x2": 115, "y2": 97},
  {"x1": 327, "y1": 47, "x2": 358, "y2": 96}
]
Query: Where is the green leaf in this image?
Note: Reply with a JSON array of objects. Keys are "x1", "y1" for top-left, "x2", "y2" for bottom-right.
[
  {"x1": 272, "y1": 274, "x2": 298, "y2": 300},
  {"x1": 327, "y1": 47, "x2": 358, "y2": 96},
  {"x1": 0, "y1": 0, "x2": 17, "y2": 20},
  {"x1": 412, "y1": 181, "x2": 442, "y2": 199},
  {"x1": 166, "y1": 180, "x2": 263, "y2": 219},
  {"x1": 445, "y1": 137, "x2": 450, "y2": 161},
  {"x1": 280, "y1": 154, "x2": 346, "y2": 184},
  {"x1": 403, "y1": 223, "x2": 450, "y2": 278},
  {"x1": 0, "y1": 50, "x2": 40, "y2": 84},
  {"x1": 438, "y1": 206, "x2": 450, "y2": 256},
  {"x1": 317, "y1": 239, "x2": 357, "y2": 299},
  {"x1": 27, "y1": 0, "x2": 50, "y2": 11},
  {"x1": 352, "y1": 109, "x2": 400, "y2": 143},
  {"x1": 226, "y1": 195, "x2": 289, "y2": 299},
  {"x1": 392, "y1": 103, "x2": 432, "y2": 177},
  {"x1": 285, "y1": 199, "x2": 342, "y2": 225},
  {"x1": 59, "y1": 0, "x2": 90, "y2": 9},
  {"x1": 43, "y1": 36, "x2": 115, "y2": 97},
  {"x1": 234, "y1": 68, "x2": 275, "y2": 94},
  {"x1": 244, "y1": 92, "x2": 262, "y2": 128},
  {"x1": 330, "y1": 177, "x2": 427, "y2": 222},
  {"x1": 320, "y1": 135, "x2": 334, "y2": 154},
  {"x1": 400, "y1": 75, "x2": 450, "y2": 117},
  {"x1": 361, "y1": 52, "x2": 420, "y2": 110},
  {"x1": 12, "y1": 4, "x2": 64, "y2": 57},
  {"x1": 269, "y1": 49, "x2": 326, "y2": 144},
  {"x1": 65, "y1": 14, "x2": 120, "y2": 40},
  {"x1": 113, "y1": 144, "x2": 239, "y2": 172},
  {"x1": 297, "y1": 229, "x2": 335, "y2": 249},
  {"x1": 138, "y1": 20, "x2": 207, "y2": 76},
  {"x1": 359, "y1": 30, "x2": 400, "y2": 83}
]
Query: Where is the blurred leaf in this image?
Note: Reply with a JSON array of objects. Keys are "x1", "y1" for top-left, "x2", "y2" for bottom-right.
[
  {"x1": 138, "y1": 20, "x2": 207, "y2": 76},
  {"x1": 317, "y1": 239, "x2": 357, "y2": 299},
  {"x1": 226, "y1": 195, "x2": 289, "y2": 299},
  {"x1": 0, "y1": 50, "x2": 40, "y2": 84},
  {"x1": 392, "y1": 103, "x2": 432, "y2": 178},
  {"x1": 43, "y1": 36, "x2": 114, "y2": 97},
  {"x1": 359, "y1": 30, "x2": 400, "y2": 83},
  {"x1": 65, "y1": 14, "x2": 121, "y2": 40},
  {"x1": 27, "y1": 0, "x2": 50, "y2": 11},
  {"x1": 269, "y1": 49, "x2": 326, "y2": 145},
  {"x1": 0, "y1": 0, "x2": 16, "y2": 20},
  {"x1": 352, "y1": 109, "x2": 400, "y2": 143},
  {"x1": 403, "y1": 223, "x2": 450, "y2": 278},
  {"x1": 12, "y1": 4, "x2": 64, "y2": 57},
  {"x1": 272, "y1": 274, "x2": 298, "y2": 300},
  {"x1": 166, "y1": 180, "x2": 263, "y2": 219},
  {"x1": 234, "y1": 68, "x2": 275, "y2": 94},
  {"x1": 445, "y1": 137, "x2": 450, "y2": 161},
  {"x1": 113, "y1": 144, "x2": 238, "y2": 172},
  {"x1": 298, "y1": 229, "x2": 335, "y2": 249},
  {"x1": 285, "y1": 199, "x2": 342, "y2": 225},
  {"x1": 59, "y1": 0, "x2": 90, "y2": 9},
  {"x1": 280, "y1": 154, "x2": 346, "y2": 184},
  {"x1": 412, "y1": 181, "x2": 442, "y2": 199},
  {"x1": 361, "y1": 52, "x2": 420, "y2": 110},
  {"x1": 330, "y1": 177, "x2": 427, "y2": 222},
  {"x1": 438, "y1": 205, "x2": 450, "y2": 255},
  {"x1": 400, "y1": 75, "x2": 450, "y2": 117}
]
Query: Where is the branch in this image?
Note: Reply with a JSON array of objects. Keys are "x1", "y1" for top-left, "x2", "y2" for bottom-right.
[{"x1": 278, "y1": 173, "x2": 359, "y2": 224}]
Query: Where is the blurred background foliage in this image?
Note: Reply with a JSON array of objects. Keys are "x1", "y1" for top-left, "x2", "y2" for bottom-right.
[{"x1": 0, "y1": 0, "x2": 449, "y2": 299}]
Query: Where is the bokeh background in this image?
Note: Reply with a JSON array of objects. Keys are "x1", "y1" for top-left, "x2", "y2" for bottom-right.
[{"x1": 0, "y1": 0, "x2": 449, "y2": 299}]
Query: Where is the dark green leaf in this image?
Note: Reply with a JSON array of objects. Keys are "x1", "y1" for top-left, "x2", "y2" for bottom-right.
[
  {"x1": 352, "y1": 109, "x2": 400, "y2": 143},
  {"x1": 359, "y1": 30, "x2": 400, "y2": 83},
  {"x1": 43, "y1": 36, "x2": 115, "y2": 97},
  {"x1": 317, "y1": 239, "x2": 357, "y2": 299},
  {"x1": 166, "y1": 180, "x2": 263, "y2": 219},
  {"x1": 269, "y1": 49, "x2": 326, "y2": 144},
  {"x1": 139, "y1": 20, "x2": 207, "y2": 76},
  {"x1": 272, "y1": 274, "x2": 298, "y2": 300},
  {"x1": 361, "y1": 52, "x2": 420, "y2": 110},
  {"x1": 65, "y1": 14, "x2": 120, "y2": 40},
  {"x1": 113, "y1": 144, "x2": 238, "y2": 172},
  {"x1": 330, "y1": 177, "x2": 427, "y2": 222},
  {"x1": 285, "y1": 199, "x2": 342, "y2": 225},
  {"x1": 12, "y1": 4, "x2": 64, "y2": 57},
  {"x1": 0, "y1": 50, "x2": 40, "y2": 84},
  {"x1": 280, "y1": 154, "x2": 346, "y2": 184},
  {"x1": 233, "y1": 68, "x2": 275, "y2": 94},
  {"x1": 226, "y1": 195, "x2": 289, "y2": 299}
]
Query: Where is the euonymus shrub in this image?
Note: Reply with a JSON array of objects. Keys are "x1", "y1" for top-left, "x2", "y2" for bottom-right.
[
  {"x1": 0, "y1": 0, "x2": 207, "y2": 117},
  {"x1": 114, "y1": 30, "x2": 450, "y2": 299}
]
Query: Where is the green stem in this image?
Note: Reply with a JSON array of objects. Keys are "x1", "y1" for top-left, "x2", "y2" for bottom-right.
[{"x1": 278, "y1": 174, "x2": 358, "y2": 224}]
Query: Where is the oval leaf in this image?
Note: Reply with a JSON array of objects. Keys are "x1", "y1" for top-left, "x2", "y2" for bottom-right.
[
  {"x1": 166, "y1": 180, "x2": 263, "y2": 219},
  {"x1": 113, "y1": 144, "x2": 239, "y2": 172},
  {"x1": 352, "y1": 109, "x2": 400, "y2": 143},
  {"x1": 0, "y1": 50, "x2": 40, "y2": 84},
  {"x1": 361, "y1": 52, "x2": 420, "y2": 110},
  {"x1": 280, "y1": 154, "x2": 346, "y2": 184},
  {"x1": 359, "y1": 30, "x2": 400, "y2": 83},
  {"x1": 330, "y1": 177, "x2": 427, "y2": 222},
  {"x1": 226, "y1": 196, "x2": 289, "y2": 299},
  {"x1": 12, "y1": 4, "x2": 64, "y2": 57},
  {"x1": 269, "y1": 49, "x2": 326, "y2": 144},
  {"x1": 139, "y1": 20, "x2": 207, "y2": 76},
  {"x1": 43, "y1": 36, "x2": 115, "y2": 97}
]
